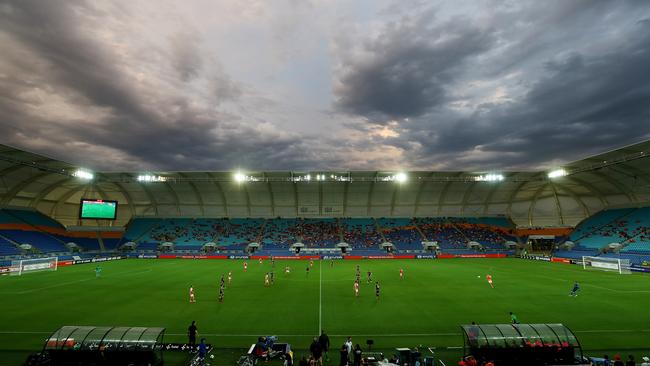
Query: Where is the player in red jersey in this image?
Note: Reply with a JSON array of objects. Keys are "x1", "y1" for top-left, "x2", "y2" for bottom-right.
[
  {"x1": 399, "y1": 268, "x2": 404, "y2": 280},
  {"x1": 486, "y1": 274, "x2": 494, "y2": 288}
]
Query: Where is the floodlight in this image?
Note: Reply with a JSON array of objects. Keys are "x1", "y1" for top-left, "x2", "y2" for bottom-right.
[
  {"x1": 73, "y1": 169, "x2": 94, "y2": 180},
  {"x1": 234, "y1": 172, "x2": 246, "y2": 183},
  {"x1": 476, "y1": 174, "x2": 504, "y2": 182},
  {"x1": 395, "y1": 172, "x2": 407, "y2": 183},
  {"x1": 548, "y1": 169, "x2": 568, "y2": 179}
]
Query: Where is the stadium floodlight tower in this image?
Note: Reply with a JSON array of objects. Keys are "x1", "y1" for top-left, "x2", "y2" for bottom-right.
[
  {"x1": 548, "y1": 169, "x2": 568, "y2": 178},
  {"x1": 234, "y1": 171, "x2": 246, "y2": 183}
]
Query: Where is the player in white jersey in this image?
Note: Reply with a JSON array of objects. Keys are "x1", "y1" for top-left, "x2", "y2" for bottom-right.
[
  {"x1": 354, "y1": 280, "x2": 360, "y2": 297},
  {"x1": 189, "y1": 286, "x2": 196, "y2": 303},
  {"x1": 399, "y1": 268, "x2": 404, "y2": 280},
  {"x1": 228, "y1": 271, "x2": 232, "y2": 285},
  {"x1": 264, "y1": 273, "x2": 270, "y2": 286},
  {"x1": 285, "y1": 265, "x2": 291, "y2": 275},
  {"x1": 243, "y1": 262, "x2": 248, "y2": 272}
]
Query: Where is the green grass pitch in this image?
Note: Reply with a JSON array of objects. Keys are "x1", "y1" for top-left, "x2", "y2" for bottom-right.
[{"x1": 1, "y1": 258, "x2": 649, "y2": 365}]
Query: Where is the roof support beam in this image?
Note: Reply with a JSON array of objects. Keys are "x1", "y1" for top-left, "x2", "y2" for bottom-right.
[
  {"x1": 413, "y1": 172, "x2": 435, "y2": 216},
  {"x1": 208, "y1": 173, "x2": 228, "y2": 217},
  {"x1": 1, "y1": 172, "x2": 54, "y2": 206},
  {"x1": 179, "y1": 173, "x2": 205, "y2": 216},
  {"x1": 527, "y1": 182, "x2": 550, "y2": 226}
]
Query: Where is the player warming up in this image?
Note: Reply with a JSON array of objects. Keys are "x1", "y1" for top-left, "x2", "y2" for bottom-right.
[
  {"x1": 218, "y1": 284, "x2": 224, "y2": 303},
  {"x1": 189, "y1": 285, "x2": 196, "y2": 303},
  {"x1": 486, "y1": 274, "x2": 494, "y2": 288},
  {"x1": 228, "y1": 271, "x2": 232, "y2": 285},
  {"x1": 264, "y1": 273, "x2": 270, "y2": 287},
  {"x1": 243, "y1": 262, "x2": 248, "y2": 272},
  {"x1": 570, "y1": 281, "x2": 580, "y2": 297},
  {"x1": 220, "y1": 274, "x2": 225, "y2": 289},
  {"x1": 285, "y1": 265, "x2": 291, "y2": 275},
  {"x1": 95, "y1": 266, "x2": 102, "y2": 278},
  {"x1": 375, "y1": 281, "x2": 381, "y2": 300},
  {"x1": 306, "y1": 265, "x2": 310, "y2": 276},
  {"x1": 367, "y1": 270, "x2": 373, "y2": 284},
  {"x1": 399, "y1": 268, "x2": 404, "y2": 280},
  {"x1": 354, "y1": 280, "x2": 360, "y2": 297}
]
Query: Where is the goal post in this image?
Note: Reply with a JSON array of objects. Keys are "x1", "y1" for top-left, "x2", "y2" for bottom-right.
[
  {"x1": 582, "y1": 256, "x2": 631, "y2": 274},
  {"x1": 10, "y1": 257, "x2": 58, "y2": 276}
]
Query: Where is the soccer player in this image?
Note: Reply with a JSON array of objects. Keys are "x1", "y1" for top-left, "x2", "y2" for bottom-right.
[
  {"x1": 510, "y1": 312, "x2": 519, "y2": 324},
  {"x1": 570, "y1": 281, "x2": 580, "y2": 297},
  {"x1": 486, "y1": 274, "x2": 494, "y2": 288},
  {"x1": 399, "y1": 268, "x2": 404, "y2": 280},
  {"x1": 95, "y1": 266, "x2": 102, "y2": 278},
  {"x1": 269, "y1": 271, "x2": 275, "y2": 284},
  {"x1": 367, "y1": 271, "x2": 372, "y2": 284},
  {"x1": 243, "y1": 262, "x2": 248, "y2": 272},
  {"x1": 306, "y1": 265, "x2": 310, "y2": 276},
  {"x1": 228, "y1": 271, "x2": 232, "y2": 285},
  {"x1": 220, "y1": 274, "x2": 225, "y2": 288},
  {"x1": 354, "y1": 280, "x2": 360, "y2": 297},
  {"x1": 310, "y1": 260, "x2": 314, "y2": 268},
  {"x1": 375, "y1": 281, "x2": 380, "y2": 299},
  {"x1": 285, "y1": 265, "x2": 291, "y2": 275},
  {"x1": 271, "y1": 258, "x2": 275, "y2": 268},
  {"x1": 264, "y1": 273, "x2": 270, "y2": 286},
  {"x1": 259, "y1": 258, "x2": 263, "y2": 265},
  {"x1": 189, "y1": 285, "x2": 196, "y2": 303},
  {"x1": 330, "y1": 259, "x2": 334, "y2": 268},
  {"x1": 218, "y1": 285, "x2": 224, "y2": 303}
]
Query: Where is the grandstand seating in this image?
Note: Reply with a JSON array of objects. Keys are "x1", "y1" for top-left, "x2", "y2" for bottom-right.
[
  {"x1": 570, "y1": 207, "x2": 650, "y2": 252},
  {"x1": 0, "y1": 236, "x2": 20, "y2": 256},
  {"x1": 261, "y1": 218, "x2": 300, "y2": 248},
  {"x1": 0, "y1": 230, "x2": 68, "y2": 253},
  {"x1": 301, "y1": 218, "x2": 340, "y2": 247},
  {"x1": 340, "y1": 218, "x2": 383, "y2": 248},
  {"x1": 377, "y1": 218, "x2": 422, "y2": 250}
]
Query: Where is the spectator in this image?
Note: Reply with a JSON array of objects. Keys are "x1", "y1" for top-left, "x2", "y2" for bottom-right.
[
  {"x1": 198, "y1": 338, "x2": 207, "y2": 360},
  {"x1": 188, "y1": 321, "x2": 198, "y2": 349},
  {"x1": 626, "y1": 355, "x2": 636, "y2": 366},
  {"x1": 310, "y1": 337, "x2": 323, "y2": 366},
  {"x1": 614, "y1": 354, "x2": 624, "y2": 366},
  {"x1": 353, "y1": 344, "x2": 362, "y2": 366},
  {"x1": 485, "y1": 361, "x2": 495, "y2": 366},
  {"x1": 344, "y1": 337, "x2": 353, "y2": 361},
  {"x1": 603, "y1": 355, "x2": 611, "y2": 366},
  {"x1": 339, "y1": 344, "x2": 348, "y2": 366},
  {"x1": 458, "y1": 358, "x2": 468, "y2": 366},
  {"x1": 299, "y1": 356, "x2": 309, "y2": 366},
  {"x1": 319, "y1": 330, "x2": 330, "y2": 362}
]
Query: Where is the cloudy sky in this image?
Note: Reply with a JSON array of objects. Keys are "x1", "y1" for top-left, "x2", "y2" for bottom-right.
[{"x1": 1, "y1": 0, "x2": 650, "y2": 172}]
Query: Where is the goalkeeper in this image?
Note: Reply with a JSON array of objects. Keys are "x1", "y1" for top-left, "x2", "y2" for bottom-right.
[
  {"x1": 570, "y1": 281, "x2": 580, "y2": 297},
  {"x1": 95, "y1": 266, "x2": 102, "y2": 278}
]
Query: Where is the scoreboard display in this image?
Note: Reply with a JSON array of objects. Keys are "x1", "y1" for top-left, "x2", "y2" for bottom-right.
[{"x1": 79, "y1": 199, "x2": 118, "y2": 220}]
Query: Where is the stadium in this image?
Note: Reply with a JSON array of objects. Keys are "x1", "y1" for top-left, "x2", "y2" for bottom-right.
[
  {"x1": 1, "y1": 141, "x2": 650, "y2": 366},
  {"x1": 2, "y1": 1, "x2": 650, "y2": 366}
]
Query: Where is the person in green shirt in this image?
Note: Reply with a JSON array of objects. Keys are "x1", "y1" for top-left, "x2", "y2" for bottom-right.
[
  {"x1": 510, "y1": 312, "x2": 519, "y2": 324},
  {"x1": 95, "y1": 266, "x2": 102, "y2": 278}
]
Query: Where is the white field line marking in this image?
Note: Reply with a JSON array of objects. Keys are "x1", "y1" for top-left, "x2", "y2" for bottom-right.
[
  {"x1": 319, "y1": 259, "x2": 322, "y2": 334},
  {"x1": 0, "y1": 269, "x2": 153, "y2": 295}
]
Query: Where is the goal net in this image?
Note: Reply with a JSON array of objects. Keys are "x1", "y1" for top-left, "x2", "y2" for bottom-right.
[
  {"x1": 10, "y1": 257, "x2": 58, "y2": 276},
  {"x1": 582, "y1": 256, "x2": 631, "y2": 274}
]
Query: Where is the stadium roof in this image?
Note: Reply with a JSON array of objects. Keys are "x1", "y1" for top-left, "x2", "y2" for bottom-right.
[{"x1": 1, "y1": 142, "x2": 649, "y2": 228}]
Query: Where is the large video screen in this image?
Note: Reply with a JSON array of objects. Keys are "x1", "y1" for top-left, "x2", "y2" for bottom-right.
[{"x1": 79, "y1": 199, "x2": 118, "y2": 220}]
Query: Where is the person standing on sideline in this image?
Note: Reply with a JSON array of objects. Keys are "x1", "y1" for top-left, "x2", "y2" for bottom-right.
[
  {"x1": 353, "y1": 344, "x2": 362, "y2": 366},
  {"x1": 344, "y1": 337, "x2": 353, "y2": 363},
  {"x1": 188, "y1": 321, "x2": 198, "y2": 349},
  {"x1": 310, "y1": 337, "x2": 323, "y2": 366},
  {"x1": 95, "y1": 265, "x2": 102, "y2": 278},
  {"x1": 198, "y1": 338, "x2": 207, "y2": 359},
  {"x1": 510, "y1": 312, "x2": 519, "y2": 324},
  {"x1": 319, "y1": 330, "x2": 330, "y2": 362},
  {"x1": 339, "y1": 344, "x2": 348, "y2": 366}
]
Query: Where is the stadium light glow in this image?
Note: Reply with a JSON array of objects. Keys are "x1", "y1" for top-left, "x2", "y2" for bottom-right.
[
  {"x1": 548, "y1": 169, "x2": 568, "y2": 179},
  {"x1": 72, "y1": 169, "x2": 94, "y2": 180},
  {"x1": 234, "y1": 172, "x2": 246, "y2": 183},
  {"x1": 380, "y1": 172, "x2": 408, "y2": 182},
  {"x1": 475, "y1": 173, "x2": 504, "y2": 182},
  {"x1": 137, "y1": 174, "x2": 166, "y2": 182}
]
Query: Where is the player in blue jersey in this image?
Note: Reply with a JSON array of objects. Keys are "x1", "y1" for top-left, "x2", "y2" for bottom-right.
[{"x1": 570, "y1": 281, "x2": 580, "y2": 297}]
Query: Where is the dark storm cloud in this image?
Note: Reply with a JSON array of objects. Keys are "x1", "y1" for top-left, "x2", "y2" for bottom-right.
[
  {"x1": 334, "y1": 13, "x2": 495, "y2": 121},
  {"x1": 0, "y1": 0, "x2": 335, "y2": 171},
  {"x1": 395, "y1": 19, "x2": 650, "y2": 170}
]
